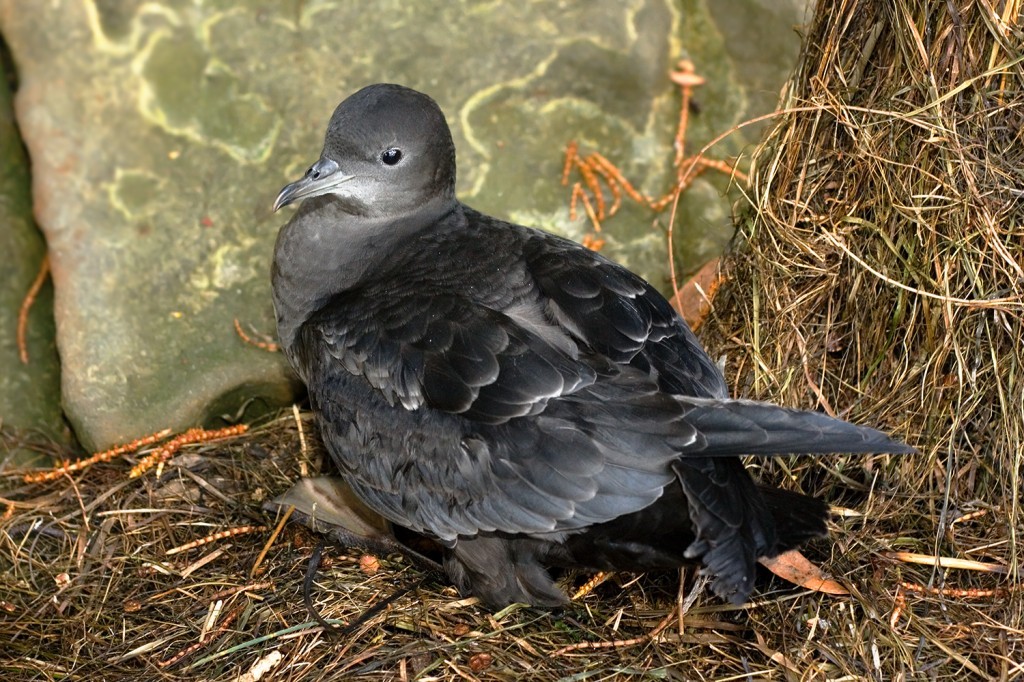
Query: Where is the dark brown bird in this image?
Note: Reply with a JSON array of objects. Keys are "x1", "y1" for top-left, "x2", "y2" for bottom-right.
[{"x1": 271, "y1": 83, "x2": 912, "y2": 608}]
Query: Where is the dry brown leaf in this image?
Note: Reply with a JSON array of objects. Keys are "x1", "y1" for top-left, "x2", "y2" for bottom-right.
[
  {"x1": 759, "y1": 549, "x2": 849, "y2": 596},
  {"x1": 670, "y1": 258, "x2": 722, "y2": 330}
]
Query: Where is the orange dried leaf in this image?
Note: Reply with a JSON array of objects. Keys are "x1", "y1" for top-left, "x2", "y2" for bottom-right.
[
  {"x1": 759, "y1": 550, "x2": 849, "y2": 596},
  {"x1": 670, "y1": 258, "x2": 722, "y2": 330}
]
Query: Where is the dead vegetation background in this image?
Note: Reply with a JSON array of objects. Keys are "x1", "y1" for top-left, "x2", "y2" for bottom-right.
[
  {"x1": 703, "y1": 0, "x2": 1024, "y2": 677},
  {"x1": 2, "y1": 1, "x2": 1022, "y2": 679}
]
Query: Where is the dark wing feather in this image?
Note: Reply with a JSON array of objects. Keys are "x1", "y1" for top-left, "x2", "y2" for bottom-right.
[
  {"x1": 676, "y1": 397, "x2": 917, "y2": 456},
  {"x1": 672, "y1": 458, "x2": 769, "y2": 602},
  {"x1": 522, "y1": 228, "x2": 729, "y2": 400},
  {"x1": 309, "y1": 289, "x2": 589, "y2": 423},
  {"x1": 301, "y1": 287, "x2": 691, "y2": 540}
]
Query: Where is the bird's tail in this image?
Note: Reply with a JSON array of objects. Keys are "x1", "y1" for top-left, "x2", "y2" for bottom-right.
[
  {"x1": 675, "y1": 397, "x2": 915, "y2": 457},
  {"x1": 757, "y1": 485, "x2": 830, "y2": 552}
]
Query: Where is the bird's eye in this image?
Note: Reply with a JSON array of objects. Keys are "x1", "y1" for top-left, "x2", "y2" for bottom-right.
[{"x1": 381, "y1": 148, "x2": 403, "y2": 166}]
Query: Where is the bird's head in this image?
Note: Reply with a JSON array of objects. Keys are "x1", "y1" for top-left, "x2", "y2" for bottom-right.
[{"x1": 273, "y1": 83, "x2": 457, "y2": 218}]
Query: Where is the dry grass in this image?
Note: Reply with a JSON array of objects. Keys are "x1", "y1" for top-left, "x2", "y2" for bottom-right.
[
  {"x1": 702, "y1": 0, "x2": 1024, "y2": 677},
  {"x1": 3, "y1": 0, "x2": 1023, "y2": 679},
  {"x1": 2, "y1": 416, "x2": 856, "y2": 681}
]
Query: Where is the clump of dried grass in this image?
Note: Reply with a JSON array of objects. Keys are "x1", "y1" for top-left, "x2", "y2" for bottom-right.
[
  {"x1": 3, "y1": 2, "x2": 1022, "y2": 679},
  {"x1": 1, "y1": 415, "x2": 839, "y2": 681},
  {"x1": 704, "y1": 0, "x2": 1024, "y2": 677}
]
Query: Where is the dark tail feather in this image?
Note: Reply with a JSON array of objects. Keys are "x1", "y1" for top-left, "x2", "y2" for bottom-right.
[
  {"x1": 677, "y1": 397, "x2": 916, "y2": 457},
  {"x1": 758, "y1": 485, "x2": 830, "y2": 553}
]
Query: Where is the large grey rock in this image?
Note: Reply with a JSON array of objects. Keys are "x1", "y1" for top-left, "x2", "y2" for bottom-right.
[
  {"x1": 0, "y1": 0, "x2": 806, "y2": 450},
  {"x1": 0, "y1": 69, "x2": 65, "y2": 466}
]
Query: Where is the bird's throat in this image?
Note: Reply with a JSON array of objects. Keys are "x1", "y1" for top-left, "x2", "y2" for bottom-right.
[{"x1": 271, "y1": 195, "x2": 458, "y2": 360}]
